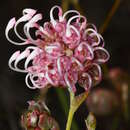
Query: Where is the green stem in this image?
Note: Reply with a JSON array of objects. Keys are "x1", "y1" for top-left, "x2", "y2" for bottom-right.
[
  {"x1": 56, "y1": 88, "x2": 79, "y2": 130},
  {"x1": 66, "y1": 92, "x2": 75, "y2": 130},
  {"x1": 66, "y1": 106, "x2": 75, "y2": 130},
  {"x1": 66, "y1": 92, "x2": 88, "y2": 130}
]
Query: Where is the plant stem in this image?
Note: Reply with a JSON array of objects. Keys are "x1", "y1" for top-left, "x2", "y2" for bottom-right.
[
  {"x1": 66, "y1": 106, "x2": 75, "y2": 130},
  {"x1": 66, "y1": 92, "x2": 75, "y2": 130},
  {"x1": 66, "y1": 92, "x2": 88, "y2": 130},
  {"x1": 62, "y1": 0, "x2": 69, "y2": 12},
  {"x1": 99, "y1": 0, "x2": 121, "y2": 34},
  {"x1": 56, "y1": 88, "x2": 79, "y2": 130}
]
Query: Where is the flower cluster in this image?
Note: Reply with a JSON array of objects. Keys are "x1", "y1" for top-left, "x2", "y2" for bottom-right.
[
  {"x1": 6, "y1": 6, "x2": 109, "y2": 93},
  {"x1": 21, "y1": 100, "x2": 59, "y2": 130}
]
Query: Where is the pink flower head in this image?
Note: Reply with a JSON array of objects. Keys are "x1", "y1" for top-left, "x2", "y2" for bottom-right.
[{"x1": 6, "y1": 6, "x2": 109, "y2": 93}]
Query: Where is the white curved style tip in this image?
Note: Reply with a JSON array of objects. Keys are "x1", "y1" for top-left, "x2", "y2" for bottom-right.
[
  {"x1": 50, "y1": 5, "x2": 59, "y2": 27},
  {"x1": 8, "y1": 50, "x2": 28, "y2": 73},
  {"x1": 85, "y1": 28, "x2": 101, "y2": 47},
  {"x1": 25, "y1": 73, "x2": 37, "y2": 89},
  {"x1": 66, "y1": 15, "x2": 81, "y2": 37},
  {"x1": 24, "y1": 49, "x2": 39, "y2": 69},
  {"x1": 93, "y1": 63, "x2": 102, "y2": 80},
  {"x1": 14, "y1": 15, "x2": 32, "y2": 41},
  {"x1": 8, "y1": 51, "x2": 20, "y2": 70},
  {"x1": 62, "y1": 10, "x2": 80, "y2": 19},
  {"x1": 82, "y1": 73, "x2": 92, "y2": 91},
  {"x1": 5, "y1": 17, "x2": 29, "y2": 45},
  {"x1": 14, "y1": 50, "x2": 30, "y2": 73},
  {"x1": 6, "y1": 17, "x2": 16, "y2": 31},
  {"x1": 30, "y1": 74, "x2": 43, "y2": 89},
  {"x1": 23, "y1": 8, "x2": 37, "y2": 16},
  {"x1": 94, "y1": 47, "x2": 110, "y2": 63},
  {"x1": 29, "y1": 13, "x2": 42, "y2": 23}
]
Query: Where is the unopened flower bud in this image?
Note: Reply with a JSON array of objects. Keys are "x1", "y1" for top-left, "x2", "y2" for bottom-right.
[
  {"x1": 21, "y1": 100, "x2": 60, "y2": 130},
  {"x1": 85, "y1": 112, "x2": 96, "y2": 130}
]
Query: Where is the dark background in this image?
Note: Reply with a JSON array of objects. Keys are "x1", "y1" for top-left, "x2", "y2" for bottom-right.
[{"x1": 0, "y1": 0, "x2": 130, "y2": 130}]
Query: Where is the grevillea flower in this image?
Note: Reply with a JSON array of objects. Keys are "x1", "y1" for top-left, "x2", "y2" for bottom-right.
[{"x1": 6, "y1": 6, "x2": 109, "y2": 93}]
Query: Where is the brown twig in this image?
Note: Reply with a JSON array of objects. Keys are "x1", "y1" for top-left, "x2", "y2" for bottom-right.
[
  {"x1": 99, "y1": 0, "x2": 121, "y2": 76},
  {"x1": 61, "y1": 0, "x2": 69, "y2": 12},
  {"x1": 99, "y1": 0, "x2": 121, "y2": 34},
  {"x1": 71, "y1": 0, "x2": 85, "y2": 15}
]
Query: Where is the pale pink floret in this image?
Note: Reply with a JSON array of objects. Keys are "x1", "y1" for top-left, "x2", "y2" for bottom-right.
[{"x1": 6, "y1": 5, "x2": 110, "y2": 93}]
